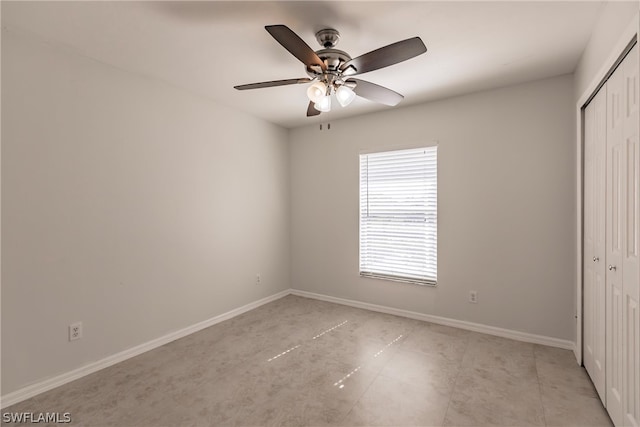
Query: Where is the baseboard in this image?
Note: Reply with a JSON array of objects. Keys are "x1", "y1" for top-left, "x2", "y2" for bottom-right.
[
  {"x1": 3, "y1": 287, "x2": 575, "y2": 408},
  {"x1": 290, "y1": 289, "x2": 575, "y2": 350},
  {"x1": 573, "y1": 342, "x2": 582, "y2": 365},
  {"x1": 1, "y1": 289, "x2": 290, "y2": 409}
]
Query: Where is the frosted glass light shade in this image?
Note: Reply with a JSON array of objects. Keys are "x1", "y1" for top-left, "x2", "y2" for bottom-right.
[
  {"x1": 314, "y1": 95, "x2": 331, "y2": 112},
  {"x1": 336, "y1": 85, "x2": 356, "y2": 107},
  {"x1": 307, "y1": 82, "x2": 327, "y2": 103}
]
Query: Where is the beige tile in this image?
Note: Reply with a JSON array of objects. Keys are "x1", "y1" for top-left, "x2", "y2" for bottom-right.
[
  {"x1": 344, "y1": 374, "x2": 450, "y2": 426},
  {"x1": 223, "y1": 359, "x2": 377, "y2": 427},
  {"x1": 278, "y1": 363, "x2": 379, "y2": 426},
  {"x1": 540, "y1": 385, "x2": 613, "y2": 427},
  {"x1": 444, "y1": 365, "x2": 545, "y2": 426},
  {"x1": 468, "y1": 333, "x2": 536, "y2": 358},
  {"x1": 400, "y1": 323, "x2": 470, "y2": 362},
  {"x1": 380, "y1": 349, "x2": 461, "y2": 394},
  {"x1": 429, "y1": 323, "x2": 480, "y2": 339},
  {"x1": 348, "y1": 312, "x2": 422, "y2": 344},
  {"x1": 536, "y1": 359, "x2": 598, "y2": 398},
  {"x1": 534, "y1": 344, "x2": 583, "y2": 371},
  {"x1": 9, "y1": 346, "x2": 202, "y2": 426},
  {"x1": 303, "y1": 330, "x2": 405, "y2": 372},
  {"x1": 194, "y1": 370, "x2": 276, "y2": 427},
  {"x1": 462, "y1": 334, "x2": 537, "y2": 380}
]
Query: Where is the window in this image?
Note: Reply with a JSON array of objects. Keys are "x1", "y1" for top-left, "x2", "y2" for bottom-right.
[{"x1": 359, "y1": 146, "x2": 437, "y2": 285}]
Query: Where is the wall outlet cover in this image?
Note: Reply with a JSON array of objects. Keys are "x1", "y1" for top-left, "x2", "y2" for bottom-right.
[{"x1": 69, "y1": 322, "x2": 83, "y2": 341}]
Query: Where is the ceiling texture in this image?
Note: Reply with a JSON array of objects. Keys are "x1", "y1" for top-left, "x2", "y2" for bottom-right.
[{"x1": 2, "y1": 1, "x2": 606, "y2": 128}]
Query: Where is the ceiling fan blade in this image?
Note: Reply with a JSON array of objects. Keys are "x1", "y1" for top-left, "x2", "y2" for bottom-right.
[
  {"x1": 265, "y1": 25, "x2": 326, "y2": 71},
  {"x1": 306, "y1": 101, "x2": 321, "y2": 117},
  {"x1": 348, "y1": 78, "x2": 404, "y2": 106},
  {"x1": 341, "y1": 37, "x2": 427, "y2": 76},
  {"x1": 234, "y1": 78, "x2": 312, "y2": 90}
]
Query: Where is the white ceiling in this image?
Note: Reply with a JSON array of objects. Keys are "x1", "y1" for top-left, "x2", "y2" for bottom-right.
[{"x1": 3, "y1": 1, "x2": 606, "y2": 128}]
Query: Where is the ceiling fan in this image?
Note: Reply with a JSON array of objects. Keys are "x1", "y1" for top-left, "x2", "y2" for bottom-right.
[{"x1": 234, "y1": 25, "x2": 427, "y2": 117}]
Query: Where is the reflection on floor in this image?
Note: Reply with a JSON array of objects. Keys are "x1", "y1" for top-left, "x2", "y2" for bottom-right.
[{"x1": 4, "y1": 295, "x2": 612, "y2": 426}]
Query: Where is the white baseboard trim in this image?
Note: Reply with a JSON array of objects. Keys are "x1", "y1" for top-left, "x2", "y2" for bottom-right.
[
  {"x1": 3, "y1": 287, "x2": 575, "y2": 408},
  {"x1": 290, "y1": 289, "x2": 575, "y2": 350},
  {"x1": 573, "y1": 342, "x2": 581, "y2": 365},
  {"x1": 1, "y1": 289, "x2": 290, "y2": 409}
]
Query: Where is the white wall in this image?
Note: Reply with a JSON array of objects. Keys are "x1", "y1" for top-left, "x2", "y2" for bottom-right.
[
  {"x1": 1, "y1": 28, "x2": 290, "y2": 394},
  {"x1": 290, "y1": 75, "x2": 576, "y2": 341},
  {"x1": 574, "y1": 1, "x2": 640, "y2": 100}
]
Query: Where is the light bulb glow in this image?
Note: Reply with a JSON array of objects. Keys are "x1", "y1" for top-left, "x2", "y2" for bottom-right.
[
  {"x1": 314, "y1": 95, "x2": 331, "y2": 112},
  {"x1": 307, "y1": 82, "x2": 327, "y2": 103},
  {"x1": 336, "y1": 85, "x2": 356, "y2": 107}
]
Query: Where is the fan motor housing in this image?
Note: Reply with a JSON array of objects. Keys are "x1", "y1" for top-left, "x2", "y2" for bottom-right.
[{"x1": 306, "y1": 48, "x2": 352, "y2": 79}]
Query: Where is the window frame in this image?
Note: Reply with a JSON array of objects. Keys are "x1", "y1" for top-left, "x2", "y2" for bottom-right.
[{"x1": 358, "y1": 145, "x2": 438, "y2": 286}]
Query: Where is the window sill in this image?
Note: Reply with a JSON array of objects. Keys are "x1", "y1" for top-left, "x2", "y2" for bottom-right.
[{"x1": 359, "y1": 272, "x2": 437, "y2": 287}]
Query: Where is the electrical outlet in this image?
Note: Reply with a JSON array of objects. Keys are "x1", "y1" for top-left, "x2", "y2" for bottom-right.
[
  {"x1": 469, "y1": 291, "x2": 478, "y2": 304},
  {"x1": 256, "y1": 274, "x2": 261, "y2": 285},
  {"x1": 69, "y1": 322, "x2": 83, "y2": 341}
]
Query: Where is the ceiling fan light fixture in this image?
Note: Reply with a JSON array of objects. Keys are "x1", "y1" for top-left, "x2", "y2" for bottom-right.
[
  {"x1": 307, "y1": 81, "x2": 327, "y2": 103},
  {"x1": 336, "y1": 85, "x2": 356, "y2": 107},
  {"x1": 314, "y1": 95, "x2": 331, "y2": 112},
  {"x1": 234, "y1": 25, "x2": 428, "y2": 118}
]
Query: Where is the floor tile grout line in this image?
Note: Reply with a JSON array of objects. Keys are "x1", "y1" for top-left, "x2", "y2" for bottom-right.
[
  {"x1": 336, "y1": 329, "x2": 412, "y2": 425},
  {"x1": 335, "y1": 351, "x2": 382, "y2": 424},
  {"x1": 440, "y1": 334, "x2": 472, "y2": 427},
  {"x1": 533, "y1": 349, "x2": 549, "y2": 427},
  {"x1": 337, "y1": 365, "x2": 379, "y2": 425},
  {"x1": 262, "y1": 318, "x2": 351, "y2": 364}
]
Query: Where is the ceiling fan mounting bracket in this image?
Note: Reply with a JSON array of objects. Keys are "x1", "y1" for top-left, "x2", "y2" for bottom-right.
[{"x1": 315, "y1": 28, "x2": 340, "y2": 48}]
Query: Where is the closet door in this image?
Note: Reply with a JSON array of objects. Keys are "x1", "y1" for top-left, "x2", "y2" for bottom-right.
[
  {"x1": 606, "y1": 50, "x2": 626, "y2": 427},
  {"x1": 621, "y1": 42, "x2": 639, "y2": 427},
  {"x1": 584, "y1": 84, "x2": 607, "y2": 402}
]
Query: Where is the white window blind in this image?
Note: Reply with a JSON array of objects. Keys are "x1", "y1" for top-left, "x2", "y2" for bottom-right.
[{"x1": 359, "y1": 146, "x2": 437, "y2": 285}]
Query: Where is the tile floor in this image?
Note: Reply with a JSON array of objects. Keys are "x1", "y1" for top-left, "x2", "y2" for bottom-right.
[{"x1": 3, "y1": 295, "x2": 612, "y2": 426}]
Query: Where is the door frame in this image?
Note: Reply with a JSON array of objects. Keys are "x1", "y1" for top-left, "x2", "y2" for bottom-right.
[{"x1": 575, "y1": 13, "x2": 640, "y2": 364}]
